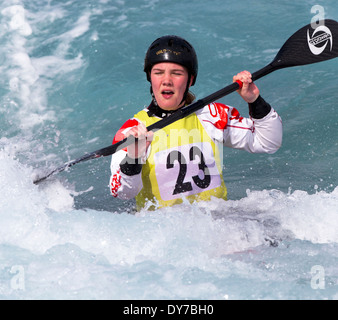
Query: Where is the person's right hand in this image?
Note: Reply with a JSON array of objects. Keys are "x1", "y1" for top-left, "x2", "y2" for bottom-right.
[{"x1": 125, "y1": 122, "x2": 153, "y2": 159}]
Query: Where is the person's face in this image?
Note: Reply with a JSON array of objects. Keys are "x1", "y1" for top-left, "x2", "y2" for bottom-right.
[{"x1": 150, "y1": 62, "x2": 192, "y2": 110}]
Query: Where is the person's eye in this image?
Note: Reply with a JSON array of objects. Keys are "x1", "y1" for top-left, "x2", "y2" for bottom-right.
[{"x1": 153, "y1": 70, "x2": 163, "y2": 75}]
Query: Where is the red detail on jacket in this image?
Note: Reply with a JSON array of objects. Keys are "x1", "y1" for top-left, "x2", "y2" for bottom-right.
[
  {"x1": 230, "y1": 108, "x2": 243, "y2": 122},
  {"x1": 112, "y1": 118, "x2": 140, "y2": 151},
  {"x1": 205, "y1": 103, "x2": 230, "y2": 130},
  {"x1": 111, "y1": 169, "x2": 122, "y2": 197}
]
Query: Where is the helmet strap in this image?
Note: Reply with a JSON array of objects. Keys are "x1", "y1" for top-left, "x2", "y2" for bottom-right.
[{"x1": 150, "y1": 86, "x2": 158, "y2": 106}]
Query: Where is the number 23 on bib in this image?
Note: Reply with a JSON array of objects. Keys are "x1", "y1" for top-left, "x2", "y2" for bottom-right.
[{"x1": 137, "y1": 138, "x2": 227, "y2": 209}]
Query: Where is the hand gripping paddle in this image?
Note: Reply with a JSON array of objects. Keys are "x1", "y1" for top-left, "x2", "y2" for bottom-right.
[{"x1": 33, "y1": 19, "x2": 338, "y2": 184}]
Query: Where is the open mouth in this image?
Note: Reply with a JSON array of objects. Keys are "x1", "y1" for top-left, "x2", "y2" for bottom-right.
[{"x1": 161, "y1": 90, "x2": 174, "y2": 98}]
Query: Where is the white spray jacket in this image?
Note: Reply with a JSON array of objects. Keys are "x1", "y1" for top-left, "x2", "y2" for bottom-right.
[{"x1": 109, "y1": 100, "x2": 282, "y2": 209}]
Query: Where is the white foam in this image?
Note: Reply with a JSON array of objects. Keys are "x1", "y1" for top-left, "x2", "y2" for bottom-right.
[
  {"x1": 2, "y1": 142, "x2": 337, "y2": 258},
  {"x1": 66, "y1": 13, "x2": 90, "y2": 39},
  {"x1": 0, "y1": 149, "x2": 75, "y2": 253},
  {"x1": 277, "y1": 188, "x2": 338, "y2": 243},
  {"x1": 0, "y1": 3, "x2": 88, "y2": 134},
  {"x1": 1, "y1": 145, "x2": 337, "y2": 299},
  {"x1": 205, "y1": 188, "x2": 338, "y2": 244},
  {"x1": 40, "y1": 180, "x2": 75, "y2": 212},
  {"x1": 1, "y1": 4, "x2": 32, "y2": 36},
  {"x1": 1, "y1": 4, "x2": 52, "y2": 130}
]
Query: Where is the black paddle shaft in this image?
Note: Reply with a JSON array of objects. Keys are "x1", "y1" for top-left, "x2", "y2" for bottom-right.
[{"x1": 33, "y1": 19, "x2": 338, "y2": 184}]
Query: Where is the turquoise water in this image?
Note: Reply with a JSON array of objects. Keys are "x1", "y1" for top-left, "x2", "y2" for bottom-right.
[{"x1": 0, "y1": 0, "x2": 337, "y2": 299}]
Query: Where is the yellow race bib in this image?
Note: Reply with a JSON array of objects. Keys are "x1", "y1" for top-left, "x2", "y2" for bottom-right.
[{"x1": 134, "y1": 110, "x2": 227, "y2": 210}]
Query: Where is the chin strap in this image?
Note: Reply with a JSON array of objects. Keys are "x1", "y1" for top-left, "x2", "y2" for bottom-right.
[{"x1": 150, "y1": 86, "x2": 158, "y2": 107}]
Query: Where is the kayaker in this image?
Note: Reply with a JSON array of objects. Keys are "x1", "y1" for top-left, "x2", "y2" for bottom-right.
[{"x1": 109, "y1": 35, "x2": 282, "y2": 210}]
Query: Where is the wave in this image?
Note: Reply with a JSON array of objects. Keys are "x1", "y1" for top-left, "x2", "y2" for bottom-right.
[
  {"x1": 1, "y1": 149, "x2": 337, "y2": 299},
  {"x1": 1, "y1": 148, "x2": 337, "y2": 257}
]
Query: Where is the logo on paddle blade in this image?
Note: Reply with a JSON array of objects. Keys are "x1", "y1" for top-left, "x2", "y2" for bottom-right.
[{"x1": 307, "y1": 25, "x2": 333, "y2": 55}]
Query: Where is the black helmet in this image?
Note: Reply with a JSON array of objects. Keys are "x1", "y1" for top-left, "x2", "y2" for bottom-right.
[{"x1": 144, "y1": 35, "x2": 198, "y2": 85}]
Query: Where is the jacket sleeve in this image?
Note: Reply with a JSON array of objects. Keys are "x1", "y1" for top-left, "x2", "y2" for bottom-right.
[
  {"x1": 109, "y1": 118, "x2": 144, "y2": 199},
  {"x1": 199, "y1": 101, "x2": 282, "y2": 154},
  {"x1": 224, "y1": 105, "x2": 282, "y2": 153}
]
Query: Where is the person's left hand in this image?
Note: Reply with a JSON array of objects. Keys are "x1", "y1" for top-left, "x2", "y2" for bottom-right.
[{"x1": 233, "y1": 70, "x2": 260, "y2": 103}]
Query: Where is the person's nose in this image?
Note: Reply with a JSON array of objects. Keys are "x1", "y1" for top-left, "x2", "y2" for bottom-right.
[{"x1": 162, "y1": 72, "x2": 173, "y2": 86}]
